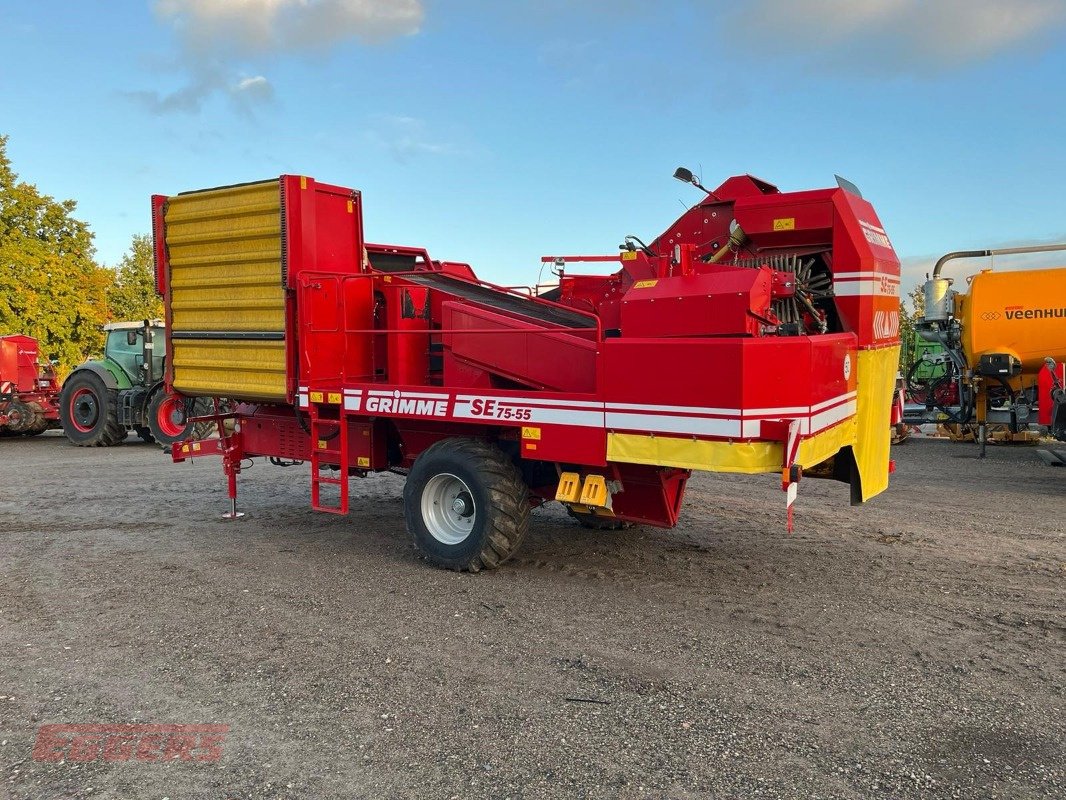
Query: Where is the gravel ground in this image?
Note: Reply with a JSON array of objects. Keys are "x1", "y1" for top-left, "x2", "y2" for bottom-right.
[{"x1": 0, "y1": 431, "x2": 1063, "y2": 799}]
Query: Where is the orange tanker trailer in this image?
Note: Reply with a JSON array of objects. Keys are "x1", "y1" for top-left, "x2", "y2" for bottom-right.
[{"x1": 911, "y1": 243, "x2": 1066, "y2": 453}]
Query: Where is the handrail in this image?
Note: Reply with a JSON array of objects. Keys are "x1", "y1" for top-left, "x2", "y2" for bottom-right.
[{"x1": 330, "y1": 268, "x2": 603, "y2": 340}]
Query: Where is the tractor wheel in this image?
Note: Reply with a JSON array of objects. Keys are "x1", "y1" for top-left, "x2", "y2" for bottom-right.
[
  {"x1": 148, "y1": 392, "x2": 212, "y2": 448},
  {"x1": 59, "y1": 372, "x2": 125, "y2": 447},
  {"x1": 135, "y1": 425, "x2": 155, "y2": 444},
  {"x1": 567, "y1": 508, "x2": 631, "y2": 530},
  {"x1": 403, "y1": 438, "x2": 529, "y2": 572}
]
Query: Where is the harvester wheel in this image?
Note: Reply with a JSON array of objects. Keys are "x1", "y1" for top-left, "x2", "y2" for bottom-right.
[
  {"x1": 148, "y1": 392, "x2": 212, "y2": 448},
  {"x1": 58, "y1": 371, "x2": 125, "y2": 447},
  {"x1": 567, "y1": 508, "x2": 631, "y2": 530},
  {"x1": 404, "y1": 438, "x2": 529, "y2": 572}
]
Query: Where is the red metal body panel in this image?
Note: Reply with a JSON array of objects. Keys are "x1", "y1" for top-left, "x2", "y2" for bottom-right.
[
  {"x1": 160, "y1": 172, "x2": 899, "y2": 528},
  {"x1": 0, "y1": 335, "x2": 61, "y2": 431},
  {"x1": 620, "y1": 267, "x2": 774, "y2": 338},
  {"x1": 0, "y1": 336, "x2": 41, "y2": 393}
]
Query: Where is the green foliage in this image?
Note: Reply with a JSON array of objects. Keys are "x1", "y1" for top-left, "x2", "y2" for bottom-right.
[
  {"x1": 898, "y1": 283, "x2": 925, "y2": 371},
  {"x1": 108, "y1": 233, "x2": 163, "y2": 322},
  {"x1": 0, "y1": 135, "x2": 112, "y2": 373}
]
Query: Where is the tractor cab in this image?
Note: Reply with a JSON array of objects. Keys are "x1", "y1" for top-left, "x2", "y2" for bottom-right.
[{"x1": 102, "y1": 320, "x2": 166, "y2": 388}]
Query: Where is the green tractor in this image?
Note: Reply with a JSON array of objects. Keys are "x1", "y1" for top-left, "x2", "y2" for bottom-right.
[{"x1": 58, "y1": 319, "x2": 210, "y2": 448}]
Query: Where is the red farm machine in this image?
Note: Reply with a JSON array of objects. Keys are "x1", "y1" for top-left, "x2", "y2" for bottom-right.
[
  {"x1": 0, "y1": 334, "x2": 60, "y2": 436},
  {"x1": 153, "y1": 170, "x2": 900, "y2": 571}
]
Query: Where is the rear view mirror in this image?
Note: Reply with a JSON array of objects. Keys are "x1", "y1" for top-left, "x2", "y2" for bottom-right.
[{"x1": 127, "y1": 330, "x2": 138, "y2": 346}]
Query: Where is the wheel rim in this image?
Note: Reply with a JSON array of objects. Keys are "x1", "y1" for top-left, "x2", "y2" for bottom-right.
[
  {"x1": 421, "y1": 473, "x2": 476, "y2": 545},
  {"x1": 69, "y1": 387, "x2": 98, "y2": 432},
  {"x1": 156, "y1": 395, "x2": 188, "y2": 438}
]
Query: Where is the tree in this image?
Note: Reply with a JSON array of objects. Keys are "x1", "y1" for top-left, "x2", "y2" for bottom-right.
[
  {"x1": 108, "y1": 233, "x2": 163, "y2": 322},
  {"x1": 0, "y1": 135, "x2": 112, "y2": 372},
  {"x1": 897, "y1": 283, "x2": 925, "y2": 371}
]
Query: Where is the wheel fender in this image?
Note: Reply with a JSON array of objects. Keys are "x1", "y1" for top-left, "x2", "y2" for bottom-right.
[
  {"x1": 68, "y1": 363, "x2": 120, "y2": 391},
  {"x1": 145, "y1": 381, "x2": 166, "y2": 403}
]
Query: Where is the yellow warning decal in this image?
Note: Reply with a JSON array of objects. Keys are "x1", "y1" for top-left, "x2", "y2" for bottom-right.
[
  {"x1": 521, "y1": 426, "x2": 541, "y2": 440},
  {"x1": 317, "y1": 440, "x2": 327, "y2": 450},
  {"x1": 632, "y1": 280, "x2": 658, "y2": 289},
  {"x1": 621, "y1": 251, "x2": 638, "y2": 261},
  {"x1": 327, "y1": 392, "x2": 341, "y2": 405},
  {"x1": 773, "y1": 217, "x2": 796, "y2": 231},
  {"x1": 310, "y1": 391, "x2": 324, "y2": 403},
  {"x1": 357, "y1": 456, "x2": 370, "y2": 467},
  {"x1": 300, "y1": 176, "x2": 307, "y2": 190}
]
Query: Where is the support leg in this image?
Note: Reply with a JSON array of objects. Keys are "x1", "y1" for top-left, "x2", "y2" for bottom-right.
[{"x1": 221, "y1": 449, "x2": 245, "y2": 520}]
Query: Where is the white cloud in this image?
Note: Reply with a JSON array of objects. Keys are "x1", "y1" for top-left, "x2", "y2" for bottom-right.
[
  {"x1": 735, "y1": 0, "x2": 1066, "y2": 72},
  {"x1": 132, "y1": 1, "x2": 422, "y2": 116},
  {"x1": 366, "y1": 114, "x2": 459, "y2": 163},
  {"x1": 234, "y1": 75, "x2": 273, "y2": 98},
  {"x1": 127, "y1": 71, "x2": 274, "y2": 115},
  {"x1": 156, "y1": 0, "x2": 424, "y2": 54}
]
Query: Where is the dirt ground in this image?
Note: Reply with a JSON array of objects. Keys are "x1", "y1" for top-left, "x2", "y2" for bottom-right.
[{"x1": 0, "y1": 431, "x2": 1062, "y2": 800}]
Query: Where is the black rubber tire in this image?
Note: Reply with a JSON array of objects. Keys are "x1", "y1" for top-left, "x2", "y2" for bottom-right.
[
  {"x1": 135, "y1": 425, "x2": 155, "y2": 444},
  {"x1": 147, "y1": 391, "x2": 213, "y2": 448},
  {"x1": 567, "y1": 507, "x2": 631, "y2": 530},
  {"x1": 403, "y1": 438, "x2": 529, "y2": 572},
  {"x1": 190, "y1": 397, "x2": 218, "y2": 440},
  {"x1": 58, "y1": 371, "x2": 125, "y2": 447}
]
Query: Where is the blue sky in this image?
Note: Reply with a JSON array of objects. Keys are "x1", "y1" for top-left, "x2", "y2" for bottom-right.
[{"x1": 2, "y1": 0, "x2": 1066, "y2": 293}]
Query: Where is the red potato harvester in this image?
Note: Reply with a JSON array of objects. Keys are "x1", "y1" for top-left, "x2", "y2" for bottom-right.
[{"x1": 152, "y1": 169, "x2": 900, "y2": 571}]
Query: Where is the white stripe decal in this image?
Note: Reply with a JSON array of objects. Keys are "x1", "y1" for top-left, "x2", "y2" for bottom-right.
[
  {"x1": 605, "y1": 412, "x2": 743, "y2": 438},
  {"x1": 334, "y1": 390, "x2": 857, "y2": 439},
  {"x1": 833, "y1": 271, "x2": 900, "y2": 282},
  {"x1": 606, "y1": 401, "x2": 739, "y2": 415},
  {"x1": 804, "y1": 400, "x2": 857, "y2": 434},
  {"x1": 452, "y1": 399, "x2": 603, "y2": 427},
  {"x1": 811, "y1": 391, "x2": 857, "y2": 412},
  {"x1": 367, "y1": 389, "x2": 449, "y2": 400},
  {"x1": 834, "y1": 280, "x2": 900, "y2": 297},
  {"x1": 456, "y1": 394, "x2": 604, "y2": 409}
]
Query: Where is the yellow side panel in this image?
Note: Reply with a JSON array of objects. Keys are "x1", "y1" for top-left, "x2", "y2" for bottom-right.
[
  {"x1": 164, "y1": 180, "x2": 287, "y2": 401},
  {"x1": 853, "y1": 346, "x2": 899, "y2": 501},
  {"x1": 170, "y1": 340, "x2": 287, "y2": 401},
  {"x1": 606, "y1": 418, "x2": 857, "y2": 475}
]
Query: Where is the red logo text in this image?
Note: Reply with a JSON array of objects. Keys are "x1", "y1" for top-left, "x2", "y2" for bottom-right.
[{"x1": 33, "y1": 724, "x2": 229, "y2": 763}]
